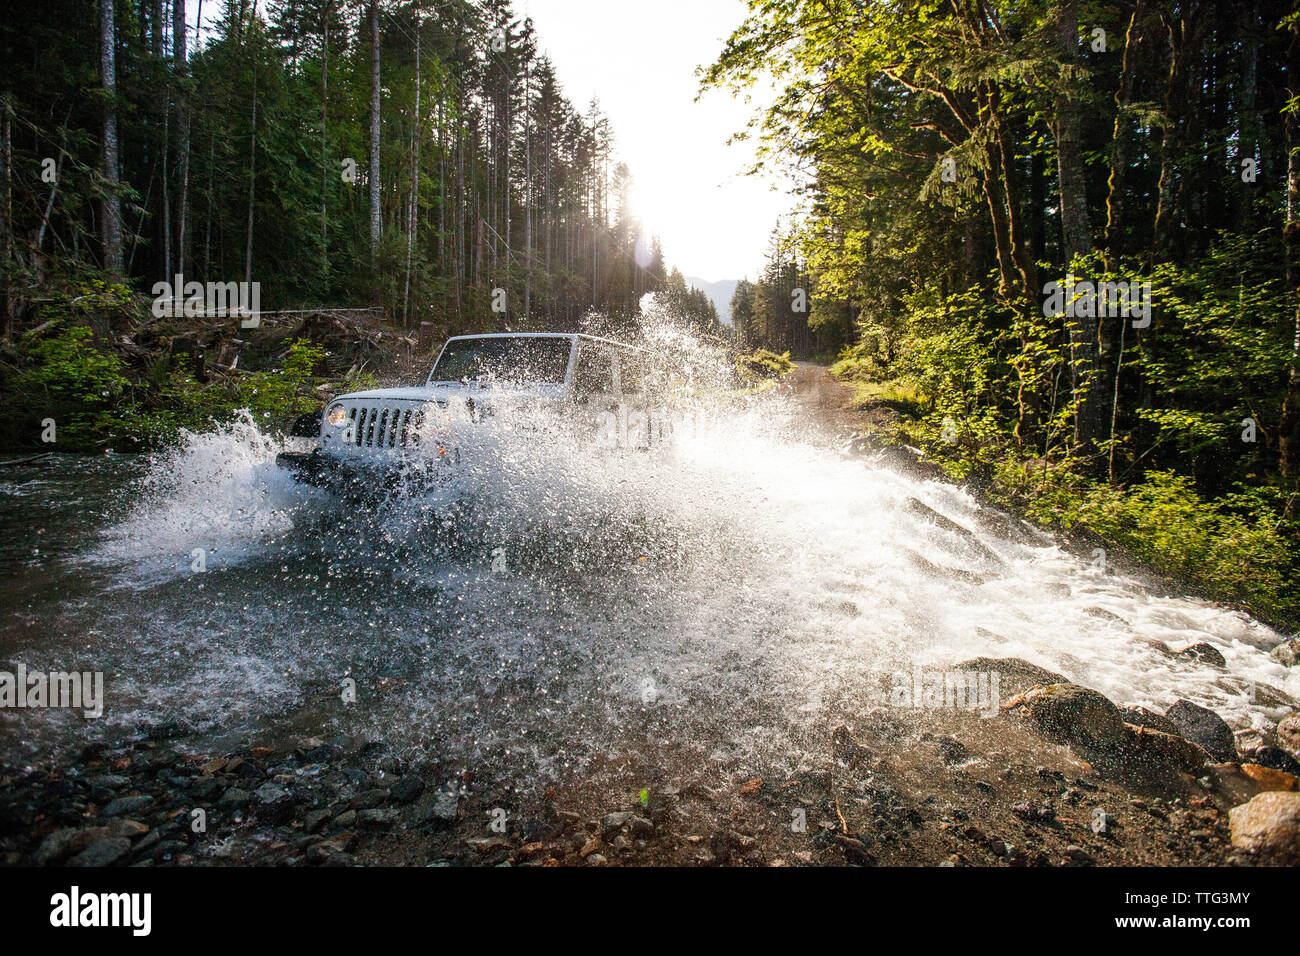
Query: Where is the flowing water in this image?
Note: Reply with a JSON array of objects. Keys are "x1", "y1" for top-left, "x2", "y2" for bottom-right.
[{"x1": 1, "y1": 338, "x2": 1295, "y2": 792}]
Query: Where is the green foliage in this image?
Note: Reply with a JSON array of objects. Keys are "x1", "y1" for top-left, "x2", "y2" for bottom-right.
[
  {"x1": 2, "y1": 294, "x2": 331, "y2": 449},
  {"x1": 828, "y1": 244, "x2": 1300, "y2": 626},
  {"x1": 113, "y1": 339, "x2": 328, "y2": 446},
  {"x1": 736, "y1": 348, "x2": 794, "y2": 380},
  {"x1": 731, "y1": 230, "x2": 852, "y2": 359},
  {"x1": 1023, "y1": 471, "x2": 1299, "y2": 622},
  {"x1": 10, "y1": 318, "x2": 131, "y2": 449},
  {"x1": 235, "y1": 340, "x2": 327, "y2": 421}
]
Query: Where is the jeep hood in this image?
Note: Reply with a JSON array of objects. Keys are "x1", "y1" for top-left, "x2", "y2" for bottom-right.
[{"x1": 334, "y1": 381, "x2": 566, "y2": 404}]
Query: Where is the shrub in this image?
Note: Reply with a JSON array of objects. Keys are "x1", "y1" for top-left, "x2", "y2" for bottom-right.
[{"x1": 736, "y1": 348, "x2": 794, "y2": 380}]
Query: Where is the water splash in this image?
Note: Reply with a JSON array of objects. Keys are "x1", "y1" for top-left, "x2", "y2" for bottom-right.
[{"x1": 5, "y1": 321, "x2": 1296, "y2": 772}]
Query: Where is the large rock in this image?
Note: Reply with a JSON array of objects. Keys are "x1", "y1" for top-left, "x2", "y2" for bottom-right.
[
  {"x1": 68, "y1": 836, "x2": 132, "y2": 867},
  {"x1": 1164, "y1": 699, "x2": 1236, "y2": 762},
  {"x1": 1240, "y1": 764, "x2": 1299, "y2": 792},
  {"x1": 1120, "y1": 724, "x2": 1209, "y2": 776},
  {"x1": 1209, "y1": 764, "x2": 1270, "y2": 805},
  {"x1": 955, "y1": 658, "x2": 1068, "y2": 697},
  {"x1": 33, "y1": 828, "x2": 79, "y2": 866},
  {"x1": 1278, "y1": 714, "x2": 1300, "y2": 755},
  {"x1": 255, "y1": 782, "x2": 290, "y2": 804},
  {"x1": 1270, "y1": 639, "x2": 1300, "y2": 668},
  {"x1": 100, "y1": 794, "x2": 153, "y2": 818},
  {"x1": 217, "y1": 787, "x2": 251, "y2": 810},
  {"x1": 1241, "y1": 746, "x2": 1300, "y2": 776},
  {"x1": 1228, "y1": 791, "x2": 1300, "y2": 863},
  {"x1": 903, "y1": 498, "x2": 1003, "y2": 565},
  {"x1": 420, "y1": 787, "x2": 459, "y2": 830},
  {"x1": 1120, "y1": 706, "x2": 1180, "y2": 736},
  {"x1": 1020, "y1": 683, "x2": 1127, "y2": 754},
  {"x1": 1177, "y1": 643, "x2": 1226, "y2": 667},
  {"x1": 389, "y1": 777, "x2": 425, "y2": 805}
]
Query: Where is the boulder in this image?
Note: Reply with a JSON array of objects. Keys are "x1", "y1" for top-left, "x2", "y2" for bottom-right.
[
  {"x1": 1119, "y1": 706, "x2": 1180, "y2": 736},
  {"x1": 419, "y1": 787, "x2": 459, "y2": 830},
  {"x1": 1208, "y1": 764, "x2": 1268, "y2": 805},
  {"x1": 1177, "y1": 643, "x2": 1226, "y2": 667},
  {"x1": 1270, "y1": 639, "x2": 1300, "y2": 668},
  {"x1": 1239, "y1": 764, "x2": 1299, "y2": 792},
  {"x1": 33, "y1": 828, "x2": 79, "y2": 866},
  {"x1": 1240, "y1": 746, "x2": 1300, "y2": 776},
  {"x1": 68, "y1": 836, "x2": 132, "y2": 867},
  {"x1": 1020, "y1": 683, "x2": 1128, "y2": 754},
  {"x1": 357, "y1": 808, "x2": 398, "y2": 828},
  {"x1": 100, "y1": 795, "x2": 153, "y2": 818},
  {"x1": 389, "y1": 777, "x2": 425, "y2": 805},
  {"x1": 1228, "y1": 791, "x2": 1300, "y2": 863},
  {"x1": 254, "y1": 782, "x2": 290, "y2": 804},
  {"x1": 217, "y1": 787, "x2": 251, "y2": 810},
  {"x1": 1120, "y1": 724, "x2": 1210, "y2": 776},
  {"x1": 1164, "y1": 699, "x2": 1236, "y2": 762},
  {"x1": 1277, "y1": 713, "x2": 1300, "y2": 755},
  {"x1": 955, "y1": 658, "x2": 1069, "y2": 697}
]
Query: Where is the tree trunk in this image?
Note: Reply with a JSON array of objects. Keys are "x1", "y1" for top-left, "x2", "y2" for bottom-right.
[
  {"x1": 1280, "y1": 20, "x2": 1300, "y2": 477},
  {"x1": 1053, "y1": 0, "x2": 1106, "y2": 454},
  {"x1": 174, "y1": 0, "x2": 190, "y2": 277},
  {"x1": 524, "y1": 60, "x2": 532, "y2": 320},
  {"x1": 368, "y1": 0, "x2": 381, "y2": 260},
  {"x1": 244, "y1": 52, "x2": 257, "y2": 286},
  {"x1": 1104, "y1": 0, "x2": 1145, "y2": 262},
  {"x1": 1, "y1": 97, "x2": 11, "y2": 338},
  {"x1": 320, "y1": 0, "x2": 329, "y2": 289},
  {"x1": 403, "y1": 13, "x2": 420, "y2": 326},
  {"x1": 100, "y1": 0, "x2": 124, "y2": 273},
  {"x1": 1237, "y1": 0, "x2": 1259, "y2": 235}
]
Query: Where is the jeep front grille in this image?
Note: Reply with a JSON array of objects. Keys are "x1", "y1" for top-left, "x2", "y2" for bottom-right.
[{"x1": 348, "y1": 405, "x2": 423, "y2": 448}]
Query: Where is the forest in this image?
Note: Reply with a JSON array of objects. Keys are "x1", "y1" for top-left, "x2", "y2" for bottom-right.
[
  {"x1": 710, "y1": 0, "x2": 1300, "y2": 625},
  {"x1": 0, "y1": 0, "x2": 722, "y2": 449}
]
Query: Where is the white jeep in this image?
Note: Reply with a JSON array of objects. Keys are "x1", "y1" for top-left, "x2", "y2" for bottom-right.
[{"x1": 276, "y1": 332, "x2": 670, "y2": 495}]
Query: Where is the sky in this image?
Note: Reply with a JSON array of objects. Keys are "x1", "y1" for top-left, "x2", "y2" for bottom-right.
[{"x1": 525, "y1": 0, "x2": 795, "y2": 282}]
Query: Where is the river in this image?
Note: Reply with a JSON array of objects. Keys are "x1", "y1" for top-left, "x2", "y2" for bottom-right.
[{"x1": 1, "y1": 374, "x2": 1295, "y2": 797}]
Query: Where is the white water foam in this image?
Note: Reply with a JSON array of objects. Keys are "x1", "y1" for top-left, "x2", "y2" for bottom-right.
[{"x1": 25, "y1": 322, "x2": 1294, "y2": 762}]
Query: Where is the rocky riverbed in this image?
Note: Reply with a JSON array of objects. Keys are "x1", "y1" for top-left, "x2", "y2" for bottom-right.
[{"x1": 4, "y1": 657, "x2": 1298, "y2": 867}]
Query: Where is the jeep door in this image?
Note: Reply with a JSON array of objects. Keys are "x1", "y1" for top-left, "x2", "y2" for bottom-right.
[{"x1": 572, "y1": 340, "x2": 619, "y2": 447}]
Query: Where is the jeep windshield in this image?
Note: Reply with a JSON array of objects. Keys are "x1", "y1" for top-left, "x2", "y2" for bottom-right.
[{"x1": 429, "y1": 336, "x2": 572, "y2": 385}]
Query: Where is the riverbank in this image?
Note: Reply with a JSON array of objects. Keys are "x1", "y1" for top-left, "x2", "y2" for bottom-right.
[
  {"x1": 812, "y1": 360, "x2": 1300, "y2": 634},
  {"x1": 0, "y1": 284, "x2": 422, "y2": 454}
]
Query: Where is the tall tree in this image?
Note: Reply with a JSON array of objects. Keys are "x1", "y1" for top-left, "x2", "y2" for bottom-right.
[
  {"x1": 100, "y1": 0, "x2": 123, "y2": 273},
  {"x1": 368, "y1": 0, "x2": 381, "y2": 260}
]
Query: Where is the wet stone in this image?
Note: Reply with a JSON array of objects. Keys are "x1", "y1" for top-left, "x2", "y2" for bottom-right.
[
  {"x1": 69, "y1": 836, "x2": 132, "y2": 867},
  {"x1": 358, "y1": 809, "x2": 398, "y2": 828},
  {"x1": 350, "y1": 789, "x2": 388, "y2": 810},
  {"x1": 389, "y1": 777, "x2": 425, "y2": 805},
  {"x1": 1165, "y1": 699, "x2": 1236, "y2": 763},
  {"x1": 1177, "y1": 643, "x2": 1226, "y2": 667},
  {"x1": 255, "y1": 783, "x2": 291, "y2": 804},
  {"x1": 100, "y1": 795, "x2": 153, "y2": 818},
  {"x1": 217, "y1": 788, "x2": 252, "y2": 810}
]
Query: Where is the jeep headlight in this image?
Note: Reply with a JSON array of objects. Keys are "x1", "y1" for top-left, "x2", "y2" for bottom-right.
[{"x1": 325, "y1": 404, "x2": 348, "y2": 427}]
